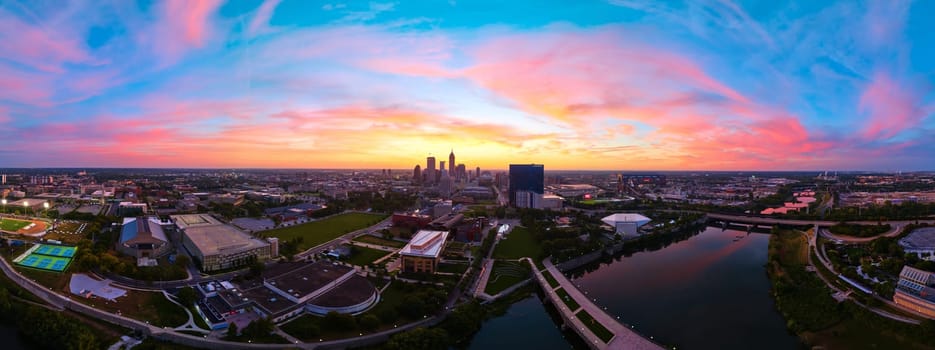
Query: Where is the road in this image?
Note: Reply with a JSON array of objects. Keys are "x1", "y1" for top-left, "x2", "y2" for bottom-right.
[{"x1": 709, "y1": 213, "x2": 935, "y2": 243}]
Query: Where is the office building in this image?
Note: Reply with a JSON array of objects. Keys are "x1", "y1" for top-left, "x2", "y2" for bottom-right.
[
  {"x1": 449, "y1": 150, "x2": 455, "y2": 175},
  {"x1": 425, "y1": 156, "x2": 436, "y2": 184},
  {"x1": 399, "y1": 230, "x2": 449, "y2": 274},
  {"x1": 413, "y1": 165, "x2": 421, "y2": 184},
  {"x1": 894, "y1": 266, "x2": 935, "y2": 318},
  {"x1": 509, "y1": 164, "x2": 544, "y2": 207}
]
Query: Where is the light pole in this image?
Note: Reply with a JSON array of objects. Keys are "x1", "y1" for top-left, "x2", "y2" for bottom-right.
[
  {"x1": 1, "y1": 199, "x2": 5, "y2": 215},
  {"x1": 23, "y1": 201, "x2": 29, "y2": 217},
  {"x1": 43, "y1": 202, "x2": 49, "y2": 218}
]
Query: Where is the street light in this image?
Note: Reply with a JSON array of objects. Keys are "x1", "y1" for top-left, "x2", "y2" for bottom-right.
[{"x1": 43, "y1": 202, "x2": 49, "y2": 218}]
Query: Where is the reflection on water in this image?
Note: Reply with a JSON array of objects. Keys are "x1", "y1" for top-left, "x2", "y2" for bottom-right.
[
  {"x1": 0, "y1": 324, "x2": 32, "y2": 350},
  {"x1": 469, "y1": 295, "x2": 580, "y2": 350},
  {"x1": 570, "y1": 227, "x2": 800, "y2": 350}
]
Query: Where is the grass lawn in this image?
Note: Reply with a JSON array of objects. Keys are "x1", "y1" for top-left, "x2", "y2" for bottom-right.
[
  {"x1": 576, "y1": 310, "x2": 614, "y2": 343},
  {"x1": 484, "y1": 260, "x2": 530, "y2": 295},
  {"x1": 555, "y1": 288, "x2": 580, "y2": 311},
  {"x1": 776, "y1": 230, "x2": 807, "y2": 266},
  {"x1": 492, "y1": 226, "x2": 542, "y2": 260},
  {"x1": 0, "y1": 218, "x2": 32, "y2": 232},
  {"x1": 352, "y1": 234, "x2": 405, "y2": 248},
  {"x1": 437, "y1": 262, "x2": 469, "y2": 274},
  {"x1": 542, "y1": 270, "x2": 560, "y2": 288},
  {"x1": 281, "y1": 281, "x2": 427, "y2": 342},
  {"x1": 73, "y1": 290, "x2": 187, "y2": 328},
  {"x1": 261, "y1": 213, "x2": 387, "y2": 251},
  {"x1": 17, "y1": 267, "x2": 69, "y2": 291},
  {"x1": 345, "y1": 245, "x2": 392, "y2": 266}
]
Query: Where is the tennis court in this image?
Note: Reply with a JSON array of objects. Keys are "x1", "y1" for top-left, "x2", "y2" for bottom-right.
[
  {"x1": 14, "y1": 244, "x2": 77, "y2": 272},
  {"x1": 34, "y1": 244, "x2": 77, "y2": 258},
  {"x1": 17, "y1": 254, "x2": 71, "y2": 272}
]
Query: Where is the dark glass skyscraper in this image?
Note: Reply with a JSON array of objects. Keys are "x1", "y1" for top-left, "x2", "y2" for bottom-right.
[{"x1": 509, "y1": 164, "x2": 544, "y2": 206}]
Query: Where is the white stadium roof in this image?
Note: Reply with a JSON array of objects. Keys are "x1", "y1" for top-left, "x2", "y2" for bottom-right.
[{"x1": 601, "y1": 213, "x2": 651, "y2": 227}]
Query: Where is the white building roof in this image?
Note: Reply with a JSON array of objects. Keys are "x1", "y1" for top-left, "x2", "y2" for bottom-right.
[
  {"x1": 399, "y1": 230, "x2": 449, "y2": 259},
  {"x1": 601, "y1": 213, "x2": 651, "y2": 227}
]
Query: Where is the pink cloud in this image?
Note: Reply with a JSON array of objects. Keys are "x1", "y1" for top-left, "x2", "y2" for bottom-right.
[
  {"x1": 858, "y1": 72, "x2": 927, "y2": 140},
  {"x1": 247, "y1": 0, "x2": 282, "y2": 37},
  {"x1": 0, "y1": 65, "x2": 53, "y2": 106},
  {"x1": 148, "y1": 0, "x2": 223, "y2": 64},
  {"x1": 0, "y1": 9, "x2": 93, "y2": 73}
]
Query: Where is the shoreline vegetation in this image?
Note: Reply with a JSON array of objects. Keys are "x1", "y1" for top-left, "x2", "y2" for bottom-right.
[{"x1": 767, "y1": 229, "x2": 935, "y2": 349}]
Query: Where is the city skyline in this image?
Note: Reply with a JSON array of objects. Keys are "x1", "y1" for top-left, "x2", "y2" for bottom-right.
[{"x1": 1, "y1": 1, "x2": 934, "y2": 170}]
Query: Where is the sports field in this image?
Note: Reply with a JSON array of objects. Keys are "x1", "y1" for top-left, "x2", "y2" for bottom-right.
[
  {"x1": 262, "y1": 213, "x2": 387, "y2": 251},
  {"x1": 0, "y1": 218, "x2": 32, "y2": 232},
  {"x1": 14, "y1": 244, "x2": 77, "y2": 272}
]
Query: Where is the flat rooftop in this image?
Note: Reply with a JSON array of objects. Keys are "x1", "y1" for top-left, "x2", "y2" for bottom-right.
[
  {"x1": 264, "y1": 261, "x2": 354, "y2": 300},
  {"x1": 171, "y1": 214, "x2": 268, "y2": 256},
  {"x1": 309, "y1": 275, "x2": 376, "y2": 308},
  {"x1": 399, "y1": 230, "x2": 449, "y2": 258}
]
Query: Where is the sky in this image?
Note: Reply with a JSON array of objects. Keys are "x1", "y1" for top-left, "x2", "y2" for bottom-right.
[{"x1": 0, "y1": 0, "x2": 933, "y2": 171}]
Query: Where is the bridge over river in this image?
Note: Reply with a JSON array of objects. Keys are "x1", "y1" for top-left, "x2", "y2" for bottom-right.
[{"x1": 528, "y1": 258, "x2": 663, "y2": 350}]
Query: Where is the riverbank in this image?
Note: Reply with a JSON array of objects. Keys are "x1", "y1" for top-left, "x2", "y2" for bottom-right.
[{"x1": 767, "y1": 229, "x2": 935, "y2": 349}]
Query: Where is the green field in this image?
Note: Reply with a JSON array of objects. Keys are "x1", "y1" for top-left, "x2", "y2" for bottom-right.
[
  {"x1": 576, "y1": 310, "x2": 614, "y2": 343},
  {"x1": 555, "y1": 288, "x2": 580, "y2": 311},
  {"x1": 541, "y1": 270, "x2": 560, "y2": 288},
  {"x1": 345, "y1": 245, "x2": 392, "y2": 266},
  {"x1": 484, "y1": 260, "x2": 530, "y2": 295},
  {"x1": 352, "y1": 234, "x2": 406, "y2": 248},
  {"x1": 492, "y1": 226, "x2": 542, "y2": 260},
  {"x1": 437, "y1": 262, "x2": 469, "y2": 274},
  {"x1": 0, "y1": 218, "x2": 32, "y2": 232},
  {"x1": 262, "y1": 213, "x2": 387, "y2": 251}
]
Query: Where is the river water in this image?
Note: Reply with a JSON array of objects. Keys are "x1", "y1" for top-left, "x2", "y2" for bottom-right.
[
  {"x1": 470, "y1": 227, "x2": 800, "y2": 349},
  {"x1": 0, "y1": 325, "x2": 31, "y2": 350}
]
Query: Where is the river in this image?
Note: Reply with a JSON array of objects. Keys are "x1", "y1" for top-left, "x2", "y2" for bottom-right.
[
  {"x1": 0, "y1": 324, "x2": 32, "y2": 350},
  {"x1": 470, "y1": 226, "x2": 800, "y2": 349}
]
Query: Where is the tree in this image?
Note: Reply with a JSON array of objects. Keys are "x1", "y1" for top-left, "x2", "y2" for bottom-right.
[
  {"x1": 359, "y1": 314, "x2": 380, "y2": 332},
  {"x1": 386, "y1": 327, "x2": 449, "y2": 350},
  {"x1": 227, "y1": 322, "x2": 239, "y2": 338},
  {"x1": 398, "y1": 295, "x2": 427, "y2": 319},
  {"x1": 242, "y1": 318, "x2": 274, "y2": 338},
  {"x1": 177, "y1": 287, "x2": 197, "y2": 307},
  {"x1": 323, "y1": 311, "x2": 356, "y2": 331}
]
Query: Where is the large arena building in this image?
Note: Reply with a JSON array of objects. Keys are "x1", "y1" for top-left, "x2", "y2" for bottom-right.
[
  {"x1": 899, "y1": 227, "x2": 935, "y2": 260},
  {"x1": 172, "y1": 214, "x2": 272, "y2": 272},
  {"x1": 117, "y1": 216, "x2": 171, "y2": 259}
]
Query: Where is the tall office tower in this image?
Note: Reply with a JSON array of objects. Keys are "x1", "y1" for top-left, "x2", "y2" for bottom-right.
[
  {"x1": 413, "y1": 165, "x2": 421, "y2": 184},
  {"x1": 509, "y1": 164, "x2": 544, "y2": 208},
  {"x1": 449, "y1": 150, "x2": 455, "y2": 175},
  {"x1": 476, "y1": 167, "x2": 480, "y2": 178},
  {"x1": 439, "y1": 161, "x2": 446, "y2": 174},
  {"x1": 1, "y1": 174, "x2": 5, "y2": 184},
  {"x1": 439, "y1": 170, "x2": 452, "y2": 198},
  {"x1": 426, "y1": 156, "x2": 436, "y2": 184},
  {"x1": 456, "y1": 164, "x2": 466, "y2": 181}
]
